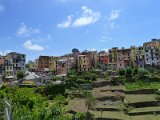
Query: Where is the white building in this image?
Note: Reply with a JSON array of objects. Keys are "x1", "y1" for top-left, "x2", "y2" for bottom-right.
[
  {"x1": 5, "y1": 52, "x2": 26, "y2": 77},
  {"x1": 143, "y1": 39, "x2": 160, "y2": 66}
]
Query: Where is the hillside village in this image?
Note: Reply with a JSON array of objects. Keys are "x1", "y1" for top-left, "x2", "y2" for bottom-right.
[{"x1": 0, "y1": 38, "x2": 160, "y2": 120}]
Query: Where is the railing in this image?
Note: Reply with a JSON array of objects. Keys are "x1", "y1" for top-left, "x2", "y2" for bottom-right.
[
  {"x1": 4, "y1": 97, "x2": 12, "y2": 120},
  {"x1": 0, "y1": 100, "x2": 4, "y2": 120}
]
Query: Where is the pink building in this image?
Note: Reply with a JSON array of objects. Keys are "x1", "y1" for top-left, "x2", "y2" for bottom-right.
[
  {"x1": 57, "y1": 57, "x2": 74, "y2": 75},
  {"x1": 98, "y1": 51, "x2": 110, "y2": 64},
  {"x1": 117, "y1": 48, "x2": 131, "y2": 70}
]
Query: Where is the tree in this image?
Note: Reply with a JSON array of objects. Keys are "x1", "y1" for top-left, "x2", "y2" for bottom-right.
[
  {"x1": 133, "y1": 68, "x2": 138, "y2": 75},
  {"x1": 17, "y1": 71, "x2": 25, "y2": 79},
  {"x1": 72, "y1": 48, "x2": 79, "y2": 53},
  {"x1": 125, "y1": 67, "x2": 133, "y2": 76},
  {"x1": 119, "y1": 69, "x2": 125, "y2": 76}
]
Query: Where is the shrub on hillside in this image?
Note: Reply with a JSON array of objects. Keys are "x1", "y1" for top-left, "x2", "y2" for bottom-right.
[
  {"x1": 125, "y1": 67, "x2": 133, "y2": 76},
  {"x1": 138, "y1": 68, "x2": 149, "y2": 79},
  {"x1": 133, "y1": 68, "x2": 138, "y2": 75},
  {"x1": 17, "y1": 71, "x2": 25, "y2": 79},
  {"x1": 35, "y1": 84, "x2": 65, "y2": 100},
  {"x1": 116, "y1": 76, "x2": 126, "y2": 84},
  {"x1": 119, "y1": 69, "x2": 125, "y2": 76}
]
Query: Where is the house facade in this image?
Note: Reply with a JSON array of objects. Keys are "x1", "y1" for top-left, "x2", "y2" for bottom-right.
[
  {"x1": 49, "y1": 57, "x2": 58, "y2": 72},
  {"x1": 143, "y1": 39, "x2": 160, "y2": 66},
  {"x1": 109, "y1": 47, "x2": 118, "y2": 64},
  {"x1": 38, "y1": 56, "x2": 50, "y2": 71},
  {"x1": 117, "y1": 48, "x2": 131, "y2": 70},
  {"x1": 4, "y1": 52, "x2": 26, "y2": 77},
  {"x1": 98, "y1": 51, "x2": 110, "y2": 64},
  {"x1": 77, "y1": 55, "x2": 90, "y2": 72}
]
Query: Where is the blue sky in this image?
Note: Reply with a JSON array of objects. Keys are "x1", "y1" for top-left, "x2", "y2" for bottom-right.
[{"x1": 0, "y1": 0, "x2": 160, "y2": 61}]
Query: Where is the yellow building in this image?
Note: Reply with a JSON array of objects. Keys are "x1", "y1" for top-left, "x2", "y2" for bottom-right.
[
  {"x1": 49, "y1": 57, "x2": 58, "y2": 72},
  {"x1": 78, "y1": 55, "x2": 90, "y2": 72},
  {"x1": 130, "y1": 46, "x2": 145, "y2": 68},
  {"x1": 109, "y1": 47, "x2": 118, "y2": 64},
  {"x1": 130, "y1": 46, "x2": 137, "y2": 67}
]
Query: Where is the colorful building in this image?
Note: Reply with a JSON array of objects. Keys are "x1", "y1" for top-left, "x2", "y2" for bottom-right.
[
  {"x1": 5, "y1": 52, "x2": 26, "y2": 77},
  {"x1": 38, "y1": 56, "x2": 50, "y2": 71},
  {"x1": 135, "y1": 46, "x2": 145, "y2": 68},
  {"x1": 49, "y1": 57, "x2": 58, "y2": 72},
  {"x1": 4, "y1": 59, "x2": 14, "y2": 77},
  {"x1": 117, "y1": 48, "x2": 131, "y2": 70},
  {"x1": 109, "y1": 47, "x2": 118, "y2": 64},
  {"x1": 98, "y1": 51, "x2": 110, "y2": 64},
  {"x1": 57, "y1": 57, "x2": 74, "y2": 74},
  {"x1": 77, "y1": 55, "x2": 90, "y2": 72},
  {"x1": 81, "y1": 51, "x2": 98, "y2": 69},
  {"x1": 143, "y1": 39, "x2": 160, "y2": 66}
]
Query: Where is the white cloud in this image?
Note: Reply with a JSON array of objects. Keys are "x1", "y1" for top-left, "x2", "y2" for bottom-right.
[
  {"x1": 108, "y1": 10, "x2": 121, "y2": 29},
  {"x1": 0, "y1": 50, "x2": 11, "y2": 55},
  {"x1": 109, "y1": 10, "x2": 120, "y2": 21},
  {"x1": 23, "y1": 40, "x2": 45, "y2": 51},
  {"x1": 100, "y1": 35, "x2": 112, "y2": 42},
  {"x1": 72, "y1": 6, "x2": 101, "y2": 27},
  {"x1": 31, "y1": 35, "x2": 52, "y2": 42},
  {"x1": 0, "y1": 4, "x2": 5, "y2": 12},
  {"x1": 57, "y1": 6, "x2": 101, "y2": 28},
  {"x1": 17, "y1": 23, "x2": 42, "y2": 37},
  {"x1": 57, "y1": 16, "x2": 72, "y2": 28}
]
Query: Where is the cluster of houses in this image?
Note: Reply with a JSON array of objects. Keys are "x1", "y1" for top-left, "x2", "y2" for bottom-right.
[
  {"x1": 0, "y1": 38, "x2": 159, "y2": 81},
  {"x1": 27, "y1": 39, "x2": 160, "y2": 76}
]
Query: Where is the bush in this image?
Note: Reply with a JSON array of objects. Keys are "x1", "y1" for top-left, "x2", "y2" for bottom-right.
[
  {"x1": 116, "y1": 76, "x2": 126, "y2": 84},
  {"x1": 77, "y1": 79, "x2": 86, "y2": 84},
  {"x1": 133, "y1": 68, "x2": 138, "y2": 75},
  {"x1": 125, "y1": 67, "x2": 133, "y2": 76},
  {"x1": 119, "y1": 69, "x2": 125, "y2": 76},
  {"x1": 92, "y1": 74, "x2": 98, "y2": 81},
  {"x1": 52, "y1": 76, "x2": 62, "y2": 81},
  {"x1": 138, "y1": 68, "x2": 149, "y2": 79},
  {"x1": 35, "y1": 84, "x2": 65, "y2": 99},
  {"x1": 67, "y1": 74, "x2": 77, "y2": 81},
  {"x1": 17, "y1": 71, "x2": 25, "y2": 79}
]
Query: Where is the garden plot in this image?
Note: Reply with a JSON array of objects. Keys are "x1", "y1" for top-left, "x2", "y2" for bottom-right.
[
  {"x1": 125, "y1": 94, "x2": 157, "y2": 103},
  {"x1": 131, "y1": 115, "x2": 160, "y2": 120},
  {"x1": 94, "y1": 85, "x2": 124, "y2": 92},
  {"x1": 128, "y1": 106, "x2": 160, "y2": 116},
  {"x1": 67, "y1": 98, "x2": 88, "y2": 113},
  {"x1": 95, "y1": 98, "x2": 124, "y2": 112},
  {"x1": 91, "y1": 111, "x2": 130, "y2": 120},
  {"x1": 94, "y1": 90, "x2": 124, "y2": 98}
]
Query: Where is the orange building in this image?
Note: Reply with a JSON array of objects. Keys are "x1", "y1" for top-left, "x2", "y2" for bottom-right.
[{"x1": 38, "y1": 56, "x2": 50, "y2": 71}]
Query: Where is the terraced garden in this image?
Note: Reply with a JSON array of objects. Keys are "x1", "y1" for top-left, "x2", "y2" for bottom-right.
[{"x1": 91, "y1": 79, "x2": 160, "y2": 120}]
